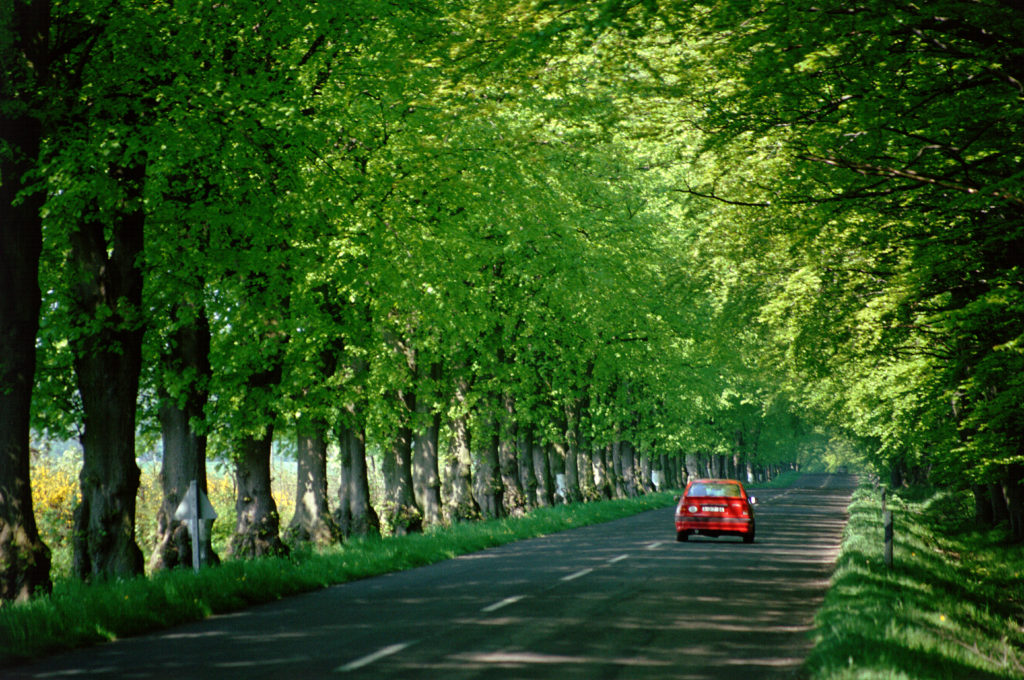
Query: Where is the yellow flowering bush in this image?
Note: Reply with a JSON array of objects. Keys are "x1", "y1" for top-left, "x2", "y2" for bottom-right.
[
  {"x1": 30, "y1": 453, "x2": 302, "y2": 577},
  {"x1": 30, "y1": 450, "x2": 81, "y2": 575}
]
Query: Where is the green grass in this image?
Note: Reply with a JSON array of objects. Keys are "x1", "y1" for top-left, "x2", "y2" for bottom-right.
[
  {"x1": 0, "y1": 490, "x2": 683, "y2": 666},
  {"x1": 753, "y1": 469, "x2": 802, "y2": 489},
  {"x1": 805, "y1": 483, "x2": 1024, "y2": 679}
]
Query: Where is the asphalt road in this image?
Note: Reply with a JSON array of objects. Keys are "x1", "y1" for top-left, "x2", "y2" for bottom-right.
[{"x1": 7, "y1": 473, "x2": 856, "y2": 680}]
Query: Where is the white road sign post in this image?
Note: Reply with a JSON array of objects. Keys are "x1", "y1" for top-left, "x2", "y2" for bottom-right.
[{"x1": 173, "y1": 479, "x2": 218, "y2": 573}]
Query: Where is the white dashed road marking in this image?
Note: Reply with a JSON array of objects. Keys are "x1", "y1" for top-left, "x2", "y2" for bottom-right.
[
  {"x1": 335, "y1": 641, "x2": 416, "y2": 673},
  {"x1": 561, "y1": 568, "x2": 594, "y2": 582},
  {"x1": 481, "y1": 595, "x2": 526, "y2": 613},
  {"x1": 609, "y1": 554, "x2": 630, "y2": 563}
]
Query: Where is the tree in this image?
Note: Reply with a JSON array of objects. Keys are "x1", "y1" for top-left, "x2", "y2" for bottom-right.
[
  {"x1": 439, "y1": 374, "x2": 476, "y2": 523},
  {"x1": 0, "y1": 0, "x2": 52, "y2": 602},
  {"x1": 288, "y1": 415, "x2": 339, "y2": 545},
  {"x1": 149, "y1": 299, "x2": 217, "y2": 571},
  {"x1": 668, "y1": 0, "x2": 1024, "y2": 533}
]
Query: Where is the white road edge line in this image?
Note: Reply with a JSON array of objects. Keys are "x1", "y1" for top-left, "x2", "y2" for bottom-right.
[
  {"x1": 481, "y1": 595, "x2": 526, "y2": 613},
  {"x1": 335, "y1": 641, "x2": 416, "y2": 673},
  {"x1": 561, "y1": 568, "x2": 594, "y2": 582},
  {"x1": 609, "y1": 554, "x2": 630, "y2": 563}
]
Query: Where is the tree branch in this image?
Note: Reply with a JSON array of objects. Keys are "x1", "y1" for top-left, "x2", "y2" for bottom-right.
[
  {"x1": 670, "y1": 185, "x2": 771, "y2": 208},
  {"x1": 800, "y1": 154, "x2": 1024, "y2": 208}
]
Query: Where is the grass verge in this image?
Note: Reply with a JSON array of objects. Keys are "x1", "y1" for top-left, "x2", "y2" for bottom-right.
[
  {"x1": 1, "y1": 490, "x2": 682, "y2": 667},
  {"x1": 805, "y1": 482, "x2": 1024, "y2": 679}
]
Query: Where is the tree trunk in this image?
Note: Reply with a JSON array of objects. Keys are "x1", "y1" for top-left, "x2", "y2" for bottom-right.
[
  {"x1": 0, "y1": 98, "x2": 51, "y2": 601},
  {"x1": 335, "y1": 355, "x2": 378, "y2": 538},
  {"x1": 890, "y1": 458, "x2": 905, "y2": 488},
  {"x1": 151, "y1": 397, "x2": 216, "y2": 571},
  {"x1": 561, "y1": 408, "x2": 582, "y2": 503},
  {"x1": 639, "y1": 452, "x2": 653, "y2": 494},
  {"x1": 382, "y1": 390, "x2": 423, "y2": 536},
  {"x1": 577, "y1": 444, "x2": 596, "y2": 501},
  {"x1": 518, "y1": 427, "x2": 539, "y2": 508},
  {"x1": 551, "y1": 439, "x2": 572, "y2": 504},
  {"x1": 618, "y1": 440, "x2": 634, "y2": 493},
  {"x1": 972, "y1": 484, "x2": 994, "y2": 526},
  {"x1": 633, "y1": 447, "x2": 646, "y2": 493},
  {"x1": 334, "y1": 425, "x2": 353, "y2": 537},
  {"x1": 229, "y1": 426, "x2": 288, "y2": 559},
  {"x1": 150, "y1": 308, "x2": 217, "y2": 572},
  {"x1": 990, "y1": 481, "x2": 1010, "y2": 524},
  {"x1": 532, "y1": 440, "x2": 554, "y2": 507},
  {"x1": 338, "y1": 420, "x2": 379, "y2": 537},
  {"x1": 730, "y1": 430, "x2": 744, "y2": 480},
  {"x1": 475, "y1": 427, "x2": 504, "y2": 519},
  {"x1": 1004, "y1": 463, "x2": 1023, "y2": 542},
  {"x1": 444, "y1": 411, "x2": 479, "y2": 522},
  {"x1": 593, "y1": 444, "x2": 613, "y2": 499},
  {"x1": 70, "y1": 160, "x2": 147, "y2": 582},
  {"x1": 413, "y1": 410, "x2": 443, "y2": 527},
  {"x1": 498, "y1": 430, "x2": 527, "y2": 516},
  {"x1": 660, "y1": 454, "x2": 672, "y2": 489},
  {"x1": 288, "y1": 421, "x2": 339, "y2": 545},
  {"x1": 444, "y1": 379, "x2": 478, "y2": 522},
  {"x1": 576, "y1": 410, "x2": 596, "y2": 501},
  {"x1": 499, "y1": 395, "x2": 528, "y2": 517},
  {"x1": 610, "y1": 441, "x2": 627, "y2": 498}
]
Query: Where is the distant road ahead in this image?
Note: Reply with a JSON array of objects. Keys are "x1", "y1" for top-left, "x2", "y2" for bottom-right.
[{"x1": 9, "y1": 473, "x2": 856, "y2": 680}]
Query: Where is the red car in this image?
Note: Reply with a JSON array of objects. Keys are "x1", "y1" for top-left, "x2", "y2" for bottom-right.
[{"x1": 675, "y1": 478, "x2": 756, "y2": 543}]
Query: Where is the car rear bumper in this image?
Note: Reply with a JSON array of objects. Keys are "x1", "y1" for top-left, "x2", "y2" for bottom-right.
[{"x1": 675, "y1": 516, "x2": 754, "y2": 534}]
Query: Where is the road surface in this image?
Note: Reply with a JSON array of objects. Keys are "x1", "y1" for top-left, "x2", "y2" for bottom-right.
[{"x1": 7, "y1": 473, "x2": 856, "y2": 679}]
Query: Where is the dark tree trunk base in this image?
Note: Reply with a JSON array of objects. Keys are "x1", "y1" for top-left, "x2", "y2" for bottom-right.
[
  {"x1": 0, "y1": 527, "x2": 52, "y2": 603},
  {"x1": 229, "y1": 431, "x2": 288, "y2": 560},
  {"x1": 229, "y1": 520, "x2": 289, "y2": 560},
  {"x1": 288, "y1": 427, "x2": 340, "y2": 546},
  {"x1": 385, "y1": 502, "x2": 424, "y2": 536},
  {"x1": 73, "y1": 475, "x2": 146, "y2": 581}
]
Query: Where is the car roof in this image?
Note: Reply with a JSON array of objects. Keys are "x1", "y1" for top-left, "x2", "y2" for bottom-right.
[{"x1": 688, "y1": 478, "x2": 744, "y2": 485}]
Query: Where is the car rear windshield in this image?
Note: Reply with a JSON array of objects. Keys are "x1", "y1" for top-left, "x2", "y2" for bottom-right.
[{"x1": 688, "y1": 483, "x2": 741, "y2": 497}]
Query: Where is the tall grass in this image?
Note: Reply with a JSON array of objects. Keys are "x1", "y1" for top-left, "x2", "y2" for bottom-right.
[{"x1": 805, "y1": 483, "x2": 1024, "y2": 679}]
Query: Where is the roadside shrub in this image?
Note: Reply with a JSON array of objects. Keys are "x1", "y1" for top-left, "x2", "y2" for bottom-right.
[
  {"x1": 30, "y1": 450, "x2": 80, "y2": 576},
  {"x1": 29, "y1": 452, "x2": 301, "y2": 577}
]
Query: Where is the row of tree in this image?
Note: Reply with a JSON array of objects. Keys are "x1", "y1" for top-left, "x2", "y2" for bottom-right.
[
  {"x1": 1, "y1": 1, "x2": 808, "y2": 604},
  {"x1": 638, "y1": 0, "x2": 1023, "y2": 535},
  {"x1": 483, "y1": 0, "x2": 1024, "y2": 536},
  {"x1": 5, "y1": 0, "x2": 1020, "y2": 607}
]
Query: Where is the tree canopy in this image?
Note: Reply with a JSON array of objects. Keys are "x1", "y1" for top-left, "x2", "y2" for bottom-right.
[{"x1": 3, "y1": 0, "x2": 1022, "y2": 600}]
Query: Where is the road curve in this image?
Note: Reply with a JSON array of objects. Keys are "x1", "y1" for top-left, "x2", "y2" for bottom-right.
[{"x1": 7, "y1": 473, "x2": 856, "y2": 680}]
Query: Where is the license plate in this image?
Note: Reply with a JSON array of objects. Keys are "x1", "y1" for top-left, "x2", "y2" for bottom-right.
[{"x1": 703, "y1": 506, "x2": 726, "y2": 512}]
